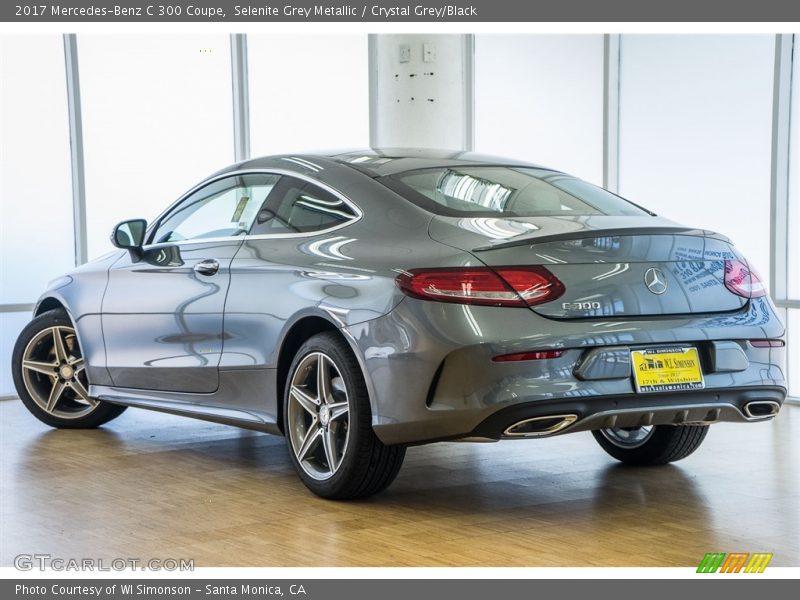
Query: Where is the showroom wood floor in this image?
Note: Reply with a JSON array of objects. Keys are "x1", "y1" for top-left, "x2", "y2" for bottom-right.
[{"x1": 1, "y1": 399, "x2": 797, "y2": 567}]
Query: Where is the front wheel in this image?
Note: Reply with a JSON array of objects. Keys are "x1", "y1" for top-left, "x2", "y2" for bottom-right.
[
  {"x1": 283, "y1": 332, "x2": 405, "y2": 499},
  {"x1": 591, "y1": 424, "x2": 709, "y2": 466},
  {"x1": 12, "y1": 309, "x2": 127, "y2": 429}
]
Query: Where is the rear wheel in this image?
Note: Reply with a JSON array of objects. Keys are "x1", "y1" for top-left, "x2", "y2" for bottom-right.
[
  {"x1": 12, "y1": 309, "x2": 126, "y2": 429},
  {"x1": 283, "y1": 332, "x2": 405, "y2": 499},
  {"x1": 592, "y1": 424, "x2": 709, "y2": 466}
]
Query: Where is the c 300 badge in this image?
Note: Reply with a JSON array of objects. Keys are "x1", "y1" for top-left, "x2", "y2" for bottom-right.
[{"x1": 561, "y1": 301, "x2": 601, "y2": 310}]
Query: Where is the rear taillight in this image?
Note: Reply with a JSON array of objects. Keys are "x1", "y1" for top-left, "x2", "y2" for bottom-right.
[
  {"x1": 493, "y1": 267, "x2": 566, "y2": 306},
  {"x1": 750, "y1": 339, "x2": 785, "y2": 348},
  {"x1": 395, "y1": 266, "x2": 564, "y2": 307},
  {"x1": 493, "y1": 350, "x2": 563, "y2": 362},
  {"x1": 724, "y1": 259, "x2": 766, "y2": 298}
]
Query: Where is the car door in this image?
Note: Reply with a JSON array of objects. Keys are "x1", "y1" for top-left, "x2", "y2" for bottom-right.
[
  {"x1": 102, "y1": 173, "x2": 280, "y2": 393},
  {"x1": 221, "y1": 175, "x2": 362, "y2": 405}
]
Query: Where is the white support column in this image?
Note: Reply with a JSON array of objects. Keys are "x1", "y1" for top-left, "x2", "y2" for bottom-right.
[
  {"x1": 369, "y1": 34, "x2": 474, "y2": 151},
  {"x1": 463, "y1": 34, "x2": 475, "y2": 151},
  {"x1": 770, "y1": 34, "x2": 794, "y2": 303},
  {"x1": 230, "y1": 34, "x2": 251, "y2": 163},
  {"x1": 603, "y1": 34, "x2": 621, "y2": 193},
  {"x1": 63, "y1": 34, "x2": 87, "y2": 266}
]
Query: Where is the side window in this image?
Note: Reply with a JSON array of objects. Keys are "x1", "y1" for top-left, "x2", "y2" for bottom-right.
[
  {"x1": 150, "y1": 174, "x2": 280, "y2": 244},
  {"x1": 250, "y1": 176, "x2": 358, "y2": 235}
]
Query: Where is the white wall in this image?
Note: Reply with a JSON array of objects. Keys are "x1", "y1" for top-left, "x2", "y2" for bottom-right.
[
  {"x1": 248, "y1": 35, "x2": 369, "y2": 156},
  {"x1": 371, "y1": 34, "x2": 471, "y2": 151},
  {"x1": 788, "y1": 310, "x2": 799, "y2": 398},
  {"x1": 78, "y1": 35, "x2": 235, "y2": 259},
  {"x1": 474, "y1": 34, "x2": 605, "y2": 185},
  {"x1": 618, "y1": 35, "x2": 775, "y2": 282}
]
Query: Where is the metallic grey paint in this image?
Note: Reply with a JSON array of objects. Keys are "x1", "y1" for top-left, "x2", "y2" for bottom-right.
[{"x1": 30, "y1": 149, "x2": 787, "y2": 445}]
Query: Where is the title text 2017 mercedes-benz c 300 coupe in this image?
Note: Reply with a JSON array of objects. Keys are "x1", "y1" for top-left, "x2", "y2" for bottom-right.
[{"x1": 12, "y1": 150, "x2": 787, "y2": 499}]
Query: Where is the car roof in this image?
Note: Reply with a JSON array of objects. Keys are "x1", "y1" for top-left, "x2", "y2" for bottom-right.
[{"x1": 238, "y1": 148, "x2": 555, "y2": 178}]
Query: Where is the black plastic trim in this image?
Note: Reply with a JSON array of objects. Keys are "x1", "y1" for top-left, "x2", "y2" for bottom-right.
[{"x1": 469, "y1": 386, "x2": 787, "y2": 440}]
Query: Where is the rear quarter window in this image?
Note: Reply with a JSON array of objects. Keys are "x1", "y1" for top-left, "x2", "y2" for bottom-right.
[{"x1": 250, "y1": 176, "x2": 359, "y2": 235}]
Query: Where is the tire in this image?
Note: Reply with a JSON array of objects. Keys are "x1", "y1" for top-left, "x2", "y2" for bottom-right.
[
  {"x1": 283, "y1": 332, "x2": 405, "y2": 499},
  {"x1": 12, "y1": 308, "x2": 127, "y2": 429},
  {"x1": 591, "y1": 424, "x2": 709, "y2": 466}
]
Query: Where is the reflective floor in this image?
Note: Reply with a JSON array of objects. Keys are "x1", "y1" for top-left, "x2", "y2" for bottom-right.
[{"x1": 1, "y1": 399, "x2": 798, "y2": 567}]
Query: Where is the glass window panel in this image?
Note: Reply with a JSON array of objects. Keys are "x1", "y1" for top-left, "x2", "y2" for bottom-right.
[
  {"x1": 151, "y1": 174, "x2": 278, "y2": 243},
  {"x1": 475, "y1": 35, "x2": 605, "y2": 185},
  {"x1": 0, "y1": 35, "x2": 74, "y2": 304},
  {"x1": 254, "y1": 177, "x2": 357, "y2": 235},
  {"x1": 392, "y1": 166, "x2": 647, "y2": 217},
  {"x1": 619, "y1": 35, "x2": 774, "y2": 287},
  {"x1": 78, "y1": 35, "x2": 234, "y2": 259},
  {"x1": 248, "y1": 35, "x2": 369, "y2": 157},
  {"x1": 788, "y1": 34, "x2": 800, "y2": 300}
]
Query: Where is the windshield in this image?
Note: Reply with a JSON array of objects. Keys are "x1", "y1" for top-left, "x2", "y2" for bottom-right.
[{"x1": 386, "y1": 166, "x2": 650, "y2": 217}]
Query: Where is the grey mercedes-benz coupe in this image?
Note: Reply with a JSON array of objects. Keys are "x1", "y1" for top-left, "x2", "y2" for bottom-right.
[{"x1": 12, "y1": 150, "x2": 787, "y2": 499}]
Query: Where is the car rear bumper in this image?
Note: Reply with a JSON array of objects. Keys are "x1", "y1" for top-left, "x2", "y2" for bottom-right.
[
  {"x1": 343, "y1": 296, "x2": 787, "y2": 445},
  {"x1": 468, "y1": 386, "x2": 786, "y2": 441}
]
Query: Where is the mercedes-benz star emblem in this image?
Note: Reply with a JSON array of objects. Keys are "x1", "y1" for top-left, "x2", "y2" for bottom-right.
[{"x1": 644, "y1": 268, "x2": 668, "y2": 295}]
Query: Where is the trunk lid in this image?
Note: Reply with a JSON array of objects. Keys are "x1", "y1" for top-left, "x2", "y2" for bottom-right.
[{"x1": 429, "y1": 215, "x2": 746, "y2": 318}]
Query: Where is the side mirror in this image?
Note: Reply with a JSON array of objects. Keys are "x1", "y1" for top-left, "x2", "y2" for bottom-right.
[
  {"x1": 111, "y1": 219, "x2": 147, "y2": 259},
  {"x1": 257, "y1": 208, "x2": 277, "y2": 224}
]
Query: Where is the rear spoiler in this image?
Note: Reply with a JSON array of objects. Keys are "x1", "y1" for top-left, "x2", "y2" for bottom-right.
[{"x1": 472, "y1": 227, "x2": 731, "y2": 252}]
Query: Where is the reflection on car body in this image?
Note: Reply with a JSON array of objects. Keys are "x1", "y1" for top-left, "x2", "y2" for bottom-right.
[{"x1": 12, "y1": 149, "x2": 786, "y2": 499}]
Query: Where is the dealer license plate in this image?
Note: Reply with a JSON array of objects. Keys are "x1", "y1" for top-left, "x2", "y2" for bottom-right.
[{"x1": 631, "y1": 347, "x2": 704, "y2": 393}]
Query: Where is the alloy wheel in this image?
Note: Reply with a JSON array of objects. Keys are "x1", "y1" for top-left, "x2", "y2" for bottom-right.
[
  {"x1": 20, "y1": 326, "x2": 97, "y2": 419},
  {"x1": 599, "y1": 425, "x2": 655, "y2": 449},
  {"x1": 287, "y1": 351, "x2": 351, "y2": 480}
]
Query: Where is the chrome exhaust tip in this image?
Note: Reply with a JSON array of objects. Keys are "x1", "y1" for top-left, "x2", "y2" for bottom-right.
[
  {"x1": 503, "y1": 414, "x2": 578, "y2": 438},
  {"x1": 743, "y1": 400, "x2": 781, "y2": 419}
]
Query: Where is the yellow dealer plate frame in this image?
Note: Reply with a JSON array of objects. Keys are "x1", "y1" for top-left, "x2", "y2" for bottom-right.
[{"x1": 631, "y1": 347, "x2": 704, "y2": 393}]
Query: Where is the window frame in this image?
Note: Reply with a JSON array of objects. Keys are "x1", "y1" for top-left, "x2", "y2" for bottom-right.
[{"x1": 145, "y1": 169, "x2": 363, "y2": 247}]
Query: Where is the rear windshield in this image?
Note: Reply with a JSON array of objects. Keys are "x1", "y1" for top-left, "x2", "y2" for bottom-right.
[{"x1": 384, "y1": 166, "x2": 649, "y2": 217}]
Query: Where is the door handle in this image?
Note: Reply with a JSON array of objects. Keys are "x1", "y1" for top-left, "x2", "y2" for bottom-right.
[{"x1": 193, "y1": 259, "x2": 220, "y2": 276}]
